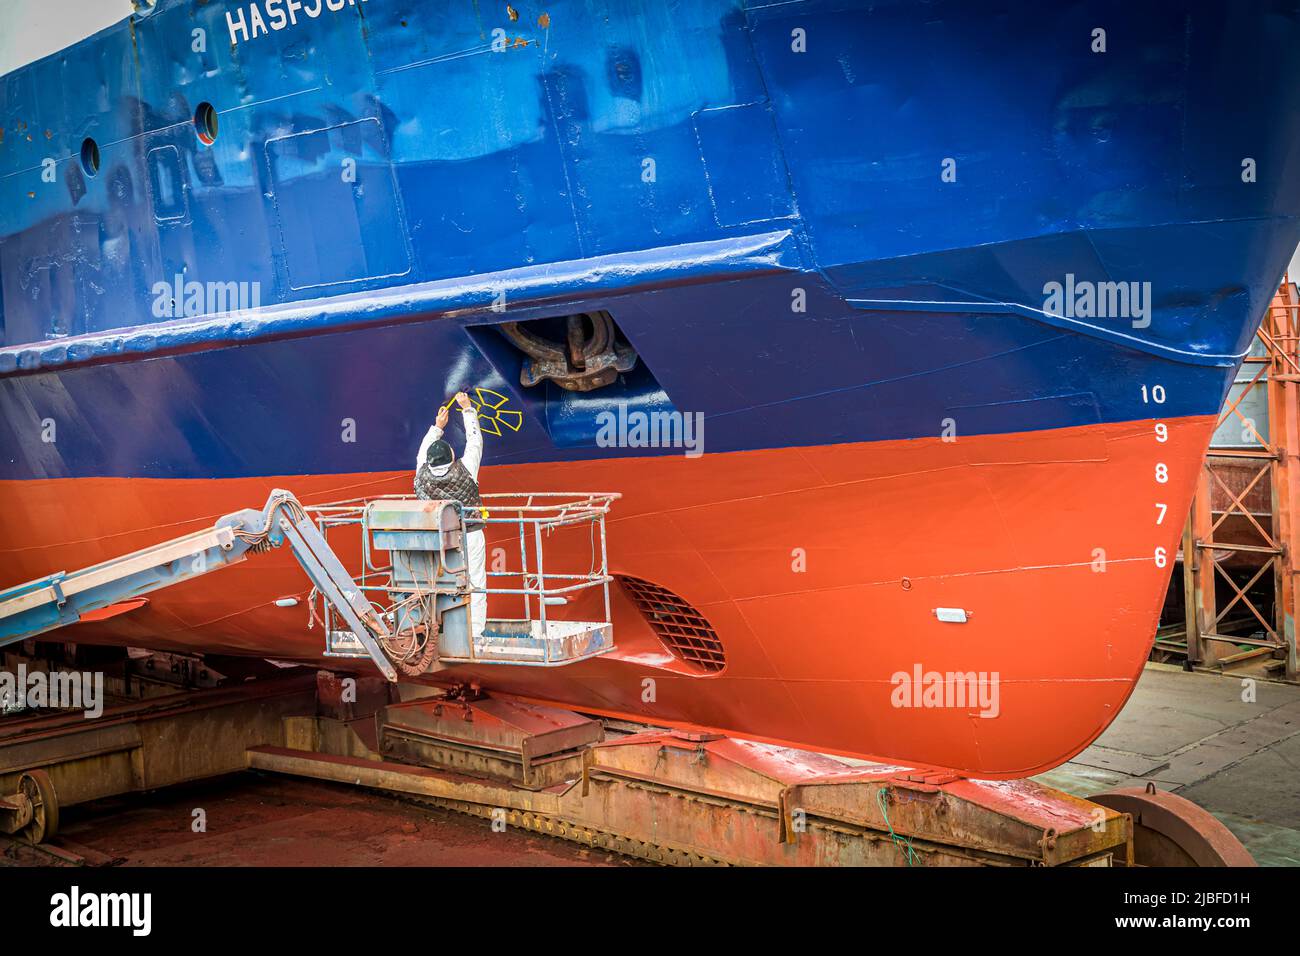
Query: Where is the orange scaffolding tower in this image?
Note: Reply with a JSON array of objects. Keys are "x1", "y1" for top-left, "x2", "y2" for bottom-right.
[{"x1": 1178, "y1": 277, "x2": 1300, "y2": 682}]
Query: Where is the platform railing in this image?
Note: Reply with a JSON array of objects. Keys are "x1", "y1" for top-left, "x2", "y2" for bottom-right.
[
  {"x1": 305, "y1": 492, "x2": 619, "y2": 665},
  {"x1": 478, "y1": 492, "x2": 618, "y2": 638}
]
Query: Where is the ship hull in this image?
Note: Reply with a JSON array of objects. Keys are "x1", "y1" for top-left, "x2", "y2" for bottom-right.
[{"x1": 4, "y1": 0, "x2": 1300, "y2": 776}]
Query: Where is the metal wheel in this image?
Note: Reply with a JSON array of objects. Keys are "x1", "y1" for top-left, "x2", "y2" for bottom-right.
[
  {"x1": 17, "y1": 769, "x2": 58, "y2": 845},
  {"x1": 1090, "y1": 783, "x2": 1254, "y2": 867}
]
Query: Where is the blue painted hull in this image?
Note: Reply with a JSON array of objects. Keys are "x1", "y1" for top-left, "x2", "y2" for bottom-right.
[
  {"x1": 2, "y1": 0, "x2": 1299, "y2": 475},
  {"x1": 0, "y1": 257, "x2": 1271, "y2": 478}
]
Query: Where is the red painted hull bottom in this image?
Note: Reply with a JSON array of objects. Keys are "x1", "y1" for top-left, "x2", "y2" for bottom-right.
[{"x1": 0, "y1": 416, "x2": 1210, "y2": 778}]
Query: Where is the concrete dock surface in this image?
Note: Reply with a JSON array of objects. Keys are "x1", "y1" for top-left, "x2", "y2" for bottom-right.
[{"x1": 1037, "y1": 663, "x2": 1300, "y2": 866}]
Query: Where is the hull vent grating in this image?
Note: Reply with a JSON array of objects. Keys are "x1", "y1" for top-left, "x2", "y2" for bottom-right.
[{"x1": 618, "y1": 576, "x2": 725, "y2": 674}]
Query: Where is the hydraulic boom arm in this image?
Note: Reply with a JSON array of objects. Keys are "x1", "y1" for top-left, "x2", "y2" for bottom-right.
[{"x1": 0, "y1": 490, "x2": 399, "y2": 681}]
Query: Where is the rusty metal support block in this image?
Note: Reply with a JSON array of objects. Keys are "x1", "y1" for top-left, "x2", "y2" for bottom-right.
[
  {"x1": 252, "y1": 716, "x2": 1131, "y2": 867},
  {"x1": 378, "y1": 695, "x2": 601, "y2": 789},
  {"x1": 316, "y1": 670, "x2": 393, "y2": 723}
]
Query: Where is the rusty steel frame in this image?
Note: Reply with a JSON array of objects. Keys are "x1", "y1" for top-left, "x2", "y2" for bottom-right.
[
  {"x1": 0, "y1": 672, "x2": 317, "y2": 831},
  {"x1": 1183, "y1": 277, "x2": 1300, "y2": 681},
  {"x1": 251, "y1": 701, "x2": 1134, "y2": 867}
]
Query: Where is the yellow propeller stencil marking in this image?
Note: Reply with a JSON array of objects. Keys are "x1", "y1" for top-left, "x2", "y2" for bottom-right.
[{"x1": 441, "y1": 388, "x2": 524, "y2": 438}]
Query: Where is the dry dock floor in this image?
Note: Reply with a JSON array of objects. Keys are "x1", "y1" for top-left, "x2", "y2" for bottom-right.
[{"x1": 0, "y1": 663, "x2": 1294, "y2": 866}]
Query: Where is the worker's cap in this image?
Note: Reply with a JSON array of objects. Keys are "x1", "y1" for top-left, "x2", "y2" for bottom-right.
[{"x1": 425, "y1": 439, "x2": 455, "y2": 468}]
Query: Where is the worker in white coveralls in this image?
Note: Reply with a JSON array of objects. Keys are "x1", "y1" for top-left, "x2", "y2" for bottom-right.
[{"x1": 415, "y1": 391, "x2": 487, "y2": 640}]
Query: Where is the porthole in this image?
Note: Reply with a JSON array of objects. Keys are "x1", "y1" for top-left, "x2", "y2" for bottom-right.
[
  {"x1": 194, "y1": 102, "x2": 218, "y2": 146},
  {"x1": 79, "y1": 138, "x2": 100, "y2": 176}
]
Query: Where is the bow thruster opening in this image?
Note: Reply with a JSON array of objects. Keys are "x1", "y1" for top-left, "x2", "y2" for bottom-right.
[{"x1": 618, "y1": 575, "x2": 726, "y2": 674}]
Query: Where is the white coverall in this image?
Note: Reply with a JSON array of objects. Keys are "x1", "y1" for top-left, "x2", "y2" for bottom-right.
[{"x1": 416, "y1": 407, "x2": 486, "y2": 639}]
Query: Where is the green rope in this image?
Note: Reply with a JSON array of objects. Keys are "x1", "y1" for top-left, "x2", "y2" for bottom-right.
[{"x1": 877, "y1": 787, "x2": 920, "y2": 866}]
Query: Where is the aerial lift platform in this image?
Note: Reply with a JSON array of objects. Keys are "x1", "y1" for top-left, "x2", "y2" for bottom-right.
[{"x1": 0, "y1": 490, "x2": 1251, "y2": 866}]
